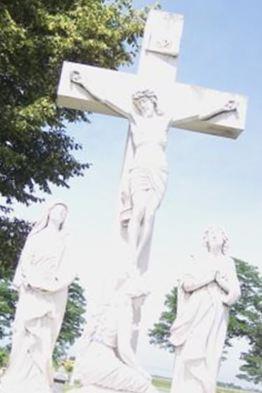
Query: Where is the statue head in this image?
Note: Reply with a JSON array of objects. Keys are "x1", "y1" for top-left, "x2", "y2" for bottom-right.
[
  {"x1": 30, "y1": 201, "x2": 68, "y2": 236},
  {"x1": 48, "y1": 203, "x2": 68, "y2": 231},
  {"x1": 132, "y1": 89, "x2": 162, "y2": 117},
  {"x1": 202, "y1": 225, "x2": 229, "y2": 255}
]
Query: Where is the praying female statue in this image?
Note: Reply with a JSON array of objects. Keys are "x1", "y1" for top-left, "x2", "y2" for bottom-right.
[
  {"x1": 0, "y1": 202, "x2": 76, "y2": 393},
  {"x1": 169, "y1": 226, "x2": 241, "y2": 393}
]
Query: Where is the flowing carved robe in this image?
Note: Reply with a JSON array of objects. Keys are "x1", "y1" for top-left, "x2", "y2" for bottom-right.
[
  {"x1": 72, "y1": 295, "x2": 156, "y2": 393},
  {"x1": 0, "y1": 229, "x2": 75, "y2": 393},
  {"x1": 169, "y1": 255, "x2": 241, "y2": 393}
]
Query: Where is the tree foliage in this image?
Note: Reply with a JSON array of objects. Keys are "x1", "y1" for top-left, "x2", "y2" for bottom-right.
[
  {"x1": 55, "y1": 278, "x2": 87, "y2": 359},
  {"x1": 0, "y1": 0, "x2": 145, "y2": 210},
  {"x1": 149, "y1": 259, "x2": 262, "y2": 384},
  {"x1": 0, "y1": 278, "x2": 17, "y2": 342},
  {"x1": 0, "y1": 217, "x2": 31, "y2": 279},
  {"x1": 237, "y1": 316, "x2": 262, "y2": 385},
  {"x1": 149, "y1": 286, "x2": 178, "y2": 353},
  {"x1": 0, "y1": 217, "x2": 31, "y2": 342},
  {"x1": 0, "y1": 348, "x2": 9, "y2": 368}
]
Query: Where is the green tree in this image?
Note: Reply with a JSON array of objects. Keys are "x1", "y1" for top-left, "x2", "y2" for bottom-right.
[
  {"x1": 0, "y1": 217, "x2": 31, "y2": 279},
  {"x1": 0, "y1": 278, "x2": 18, "y2": 342},
  {"x1": 0, "y1": 348, "x2": 9, "y2": 368},
  {"x1": 0, "y1": 0, "x2": 145, "y2": 211},
  {"x1": 0, "y1": 217, "x2": 30, "y2": 341},
  {"x1": 149, "y1": 286, "x2": 178, "y2": 353},
  {"x1": 55, "y1": 278, "x2": 87, "y2": 359},
  {"x1": 237, "y1": 320, "x2": 262, "y2": 385},
  {"x1": 226, "y1": 259, "x2": 262, "y2": 345},
  {"x1": 149, "y1": 259, "x2": 262, "y2": 383}
]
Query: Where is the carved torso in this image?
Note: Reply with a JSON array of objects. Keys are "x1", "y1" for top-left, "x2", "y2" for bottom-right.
[{"x1": 130, "y1": 114, "x2": 170, "y2": 170}]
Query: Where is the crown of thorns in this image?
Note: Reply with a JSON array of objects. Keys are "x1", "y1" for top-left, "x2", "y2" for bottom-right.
[{"x1": 132, "y1": 89, "x2": 158, "y2": 102}]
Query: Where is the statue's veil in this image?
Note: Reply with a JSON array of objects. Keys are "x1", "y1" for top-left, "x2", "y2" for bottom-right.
[{"x1": 12, "y1": 200, "x2": 68, "y2": 289}]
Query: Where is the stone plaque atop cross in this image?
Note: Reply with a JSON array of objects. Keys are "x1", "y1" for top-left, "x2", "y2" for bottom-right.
[{"x1": 145, "y1": 12, "x2": 184, "y2": 56}]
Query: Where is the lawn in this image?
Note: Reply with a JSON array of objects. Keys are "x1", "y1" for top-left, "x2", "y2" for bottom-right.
[
  {"x1": 152, "y1": 376, "x2": 254, "y2": 393},
  {"x1": 63, "y1": 376, "x2": 256, "y2": 393}
]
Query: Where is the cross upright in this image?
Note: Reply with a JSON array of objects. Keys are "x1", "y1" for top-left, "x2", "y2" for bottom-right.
[{"x1": 57, "y1": 9, "x2": 247, "y2": 347}]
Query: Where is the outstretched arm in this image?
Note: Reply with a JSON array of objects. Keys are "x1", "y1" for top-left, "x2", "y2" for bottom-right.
[
  {"x1": 199, "y1": 99, "x2": 238, "y2": 121},
  {"x1": 71, "y1": 70, "x2": 134, "y2": 122}
]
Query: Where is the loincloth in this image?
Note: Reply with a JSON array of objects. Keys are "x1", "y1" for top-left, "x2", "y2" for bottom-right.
[{"x1": 120, "y1": 166, "x2": 168, "y2": 228}]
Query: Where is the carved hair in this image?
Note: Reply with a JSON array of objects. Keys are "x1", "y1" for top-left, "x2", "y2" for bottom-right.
[
  {"x1": 132, "y1": 89, "x2": 163, "y2": 116},
  {"x1": 203, "y1": 225, "x2": 229, "y2": 255}
]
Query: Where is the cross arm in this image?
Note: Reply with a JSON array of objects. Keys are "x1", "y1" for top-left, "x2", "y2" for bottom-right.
[
  {"x1": 70, "y1": 69, "x2": 134, "y2": 121},
  {"x1": 57, "y1": 61, "x2": 136, "y2": 121},
  {"x1": 169, "y1": 83, "x2": 248, "y2": 139},
  {"x1": 57, "y1": 62, "x2": 247, "y2": 140}
]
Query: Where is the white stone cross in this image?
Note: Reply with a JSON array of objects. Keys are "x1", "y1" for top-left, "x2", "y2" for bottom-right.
[{"x1": 57, "y1": 10, "x2": 247, "y2": 349}]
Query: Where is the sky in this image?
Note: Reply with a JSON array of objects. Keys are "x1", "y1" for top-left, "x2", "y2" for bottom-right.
[{"x1": 13, "y1": 0, "x2": 262, "y2": 389}]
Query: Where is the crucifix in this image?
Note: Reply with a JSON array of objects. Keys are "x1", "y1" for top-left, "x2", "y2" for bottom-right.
[{"x1": 57, "y1": 10, "x2": 247, "y2": 349}]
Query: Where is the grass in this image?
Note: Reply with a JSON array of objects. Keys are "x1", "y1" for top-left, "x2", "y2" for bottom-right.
[
  {"x1": 62, "y1": 377, "x2": 257, "y2": 393},
  {"x1": 152, "y1": 377, "x2": 171, "y2": 391},
  {"x1": 152, "y1": 376, "x2": 255, "y2": 393}
]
